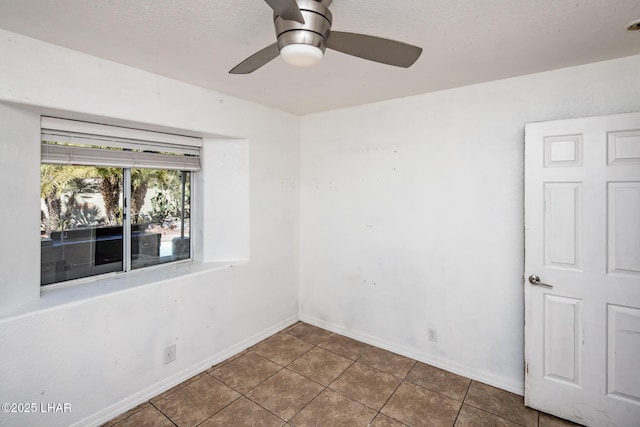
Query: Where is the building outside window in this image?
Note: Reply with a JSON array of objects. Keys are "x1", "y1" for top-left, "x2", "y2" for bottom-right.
[{"x1": 40, "y1": 118, "x2": 201, "y2": 286}]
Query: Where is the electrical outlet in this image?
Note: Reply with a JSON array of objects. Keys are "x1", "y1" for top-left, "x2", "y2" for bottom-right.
[
  {"x1": 165, "y1": 344, "x2": 177, "y2": 364},
  {"x1": 428, "y1": 328, "x2": 438, "y2": 342}
]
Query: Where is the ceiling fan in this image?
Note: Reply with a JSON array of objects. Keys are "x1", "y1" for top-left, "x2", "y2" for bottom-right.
[{"x1": 229, "y1": 0, "x2": 423, "y2": 74}]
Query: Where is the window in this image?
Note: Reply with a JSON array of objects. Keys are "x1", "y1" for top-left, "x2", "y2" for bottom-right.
[{"x1": 40, "y1": 118, "x2": 201, "y2": 286}]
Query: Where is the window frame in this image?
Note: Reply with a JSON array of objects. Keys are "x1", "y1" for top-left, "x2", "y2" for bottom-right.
[{"x1": 40, "y1": 117, "x2": 201, "y2": 287}]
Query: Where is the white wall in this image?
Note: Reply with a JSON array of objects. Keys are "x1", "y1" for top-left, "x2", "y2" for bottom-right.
[
  {"x1": 0, "y1": 30, "x2": 299, "y2": 426},
  {"x1": 299, "y1": 54, "x2": 640, "y2": 393}
]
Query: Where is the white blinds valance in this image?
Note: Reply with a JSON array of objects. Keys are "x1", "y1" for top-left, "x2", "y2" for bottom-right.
[{"x1": 41, "y1": 117, "x2": 201, "y2": 171}]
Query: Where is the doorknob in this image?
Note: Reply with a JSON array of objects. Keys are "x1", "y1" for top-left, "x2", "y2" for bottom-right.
[{"x1": 528, "y1": 275, "x2": 554, "y2": 288}]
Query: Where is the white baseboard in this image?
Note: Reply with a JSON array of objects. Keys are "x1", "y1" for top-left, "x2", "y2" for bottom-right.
[
  {"x1": 75, "y1": 314, "x2": 298, "y2": 427},
  {"x1": 300, "y1": 313, "x2": 524, "y2": 396}
]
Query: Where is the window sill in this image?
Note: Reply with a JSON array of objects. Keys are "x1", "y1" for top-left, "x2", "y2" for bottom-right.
[{"x1": 0, "y1": 260, "x2": 245, "y2": 323}]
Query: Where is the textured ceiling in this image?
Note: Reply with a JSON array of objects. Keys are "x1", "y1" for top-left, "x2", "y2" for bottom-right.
[{"x1": 0, "y1": 0, "x2": 639, "y2": 115}]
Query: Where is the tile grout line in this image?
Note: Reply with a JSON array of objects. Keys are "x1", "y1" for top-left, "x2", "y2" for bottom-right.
[
  {"x1": 372, "y1": 359, "x2": 417, "y2": 427},
  {"x1": 279, "y1": 326, "x2": 387, "y2": 424},
  {"x1": 286, "y1": 328, "x2": 420, "y2": 426},
  {"x1": 192, "y1": 393, "x2": 246, "y2": 427},
  {"x1": 461, "y1": 400, "x2": 530, "y2": 426},
  {"x1": 237, "y1": 326, "x2": 339, "y2": 425},
  {"x1": 148, "y1": 400, "x2": 179, "y2": 427},
  {"x1": 451, "y1": 377, "x2": 475, "y2": 426},
  {"x1": 207, "y1": 351, "x2": 288, "y2": 393},
  {"x1": 401, "y1": 368, "x2": 471, "y2": 405},
  {"x1": 239, "y1": 325, "x2": 323, "y2": 424},
  {"x1": 374, "y1": 380, "x2": 406, "y2": 426},
  {"x1": 311, "y1": 333, "x2": 390, "y2": 425},
  {"x1": 279, "y1": 334, "x2": 340, "y2": 424},
  {"x1": 462, "y1": 403, "x2": 530, "y2": 426},
  {"x1": 150, "y1": 375, "x2": 246, "y2": 427},
  {"x1": 458, "y1": 403, "x2": 529, "y2": 427},
  {"x1": 208, "y1": 354, "x2": 299, "y2": 423}
]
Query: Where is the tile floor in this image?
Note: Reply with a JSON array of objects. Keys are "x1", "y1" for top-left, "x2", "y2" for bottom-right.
[{"x1": 103, "y1": 322, "x2": 580, "y2": 427}]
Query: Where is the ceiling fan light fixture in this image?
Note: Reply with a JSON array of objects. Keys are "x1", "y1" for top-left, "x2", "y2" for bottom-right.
[
  {"x1": 280, "y1": 44, "x2": 324, "y2": 67},
  {"x1": 627, "y1": 19, "x2": 640, "y2": 31}
]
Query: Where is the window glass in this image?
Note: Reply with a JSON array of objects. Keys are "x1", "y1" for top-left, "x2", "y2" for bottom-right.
[
  {"x1": 41, "y1": 165, "x2": 124, "y2": 285},
  {"x1": 130, "y1": 169, "x2": 191, "y2": 269}
]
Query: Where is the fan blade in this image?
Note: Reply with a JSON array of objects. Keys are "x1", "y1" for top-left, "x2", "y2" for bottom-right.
[
  {"x1": 327, "y1": 31, "x2": 422, "y2": 68},
  {"x1": 263, "y1": 0, "x2": 305, "y2": 24},
  {"x1": 229, "y1": 43, "x2": 280, "y2": 74}
]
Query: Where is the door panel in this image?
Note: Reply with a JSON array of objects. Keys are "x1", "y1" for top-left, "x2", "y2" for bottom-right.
[
  {"x1": 608, "y1": 130, "x2": 640, "y2": 165},
  {"x1": 525, "y1": 112, "x2": 640, "y2": 427},
  {"x1": 545, "y1": 134, "x2": 583, "y2": 167},
  {"x1": 543, "y1": 295, "x2": 582, "y2": 385},
  {"x1": 607, "y1": 305, "x2": 640, "y2": 402},
  {"x1": 607, "y1": 182, "x2": 640, "y2": 275},
  {"x1": 544, "y1": 182, "x2": 582, "y2": 269}
]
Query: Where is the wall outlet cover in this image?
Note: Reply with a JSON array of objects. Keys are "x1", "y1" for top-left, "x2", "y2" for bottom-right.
[{"x1": 165, "y1": 344, "x2": 177, "y2": 364}]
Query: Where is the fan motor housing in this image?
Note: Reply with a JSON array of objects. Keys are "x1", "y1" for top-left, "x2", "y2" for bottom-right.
[{"x1": 274, "y1": 0, "x2": 333, "y2": 54}]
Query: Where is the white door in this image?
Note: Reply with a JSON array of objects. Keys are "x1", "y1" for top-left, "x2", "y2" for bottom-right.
[{"x1": 524, "y1": 112, "x2": 640, "y2": 426}]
